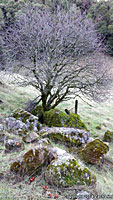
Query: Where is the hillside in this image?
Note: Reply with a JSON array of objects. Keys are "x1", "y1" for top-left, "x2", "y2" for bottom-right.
[{"x1": 0, "y1": 60, "x2": 113, "y2": 199}]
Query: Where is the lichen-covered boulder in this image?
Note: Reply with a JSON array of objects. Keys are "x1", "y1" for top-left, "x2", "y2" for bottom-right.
[
  {"x1": 6, "y1": 117, "x2": 28, "y2": 135},
  {"x1": 9, "y1": 109, "x2": 35, "y2": 123},
  {"x1": 5, "y1": 138, "x2": 24, "y2": 153},
  {"x1": 40, "y1": 127, "x2": 92, "y2": 147},
  {"x1": 43, "y1": 109, "x2": 87, "y2": 130},
  {"x1": 81, "y1": 139, "x2": 109, "y2": 164},
  {"x1": 45, "y1": 147, "x2": 96, "y2": 187},
  {"x1": 43, "y1": 109, "x2": 69, "y2": 127},
  {"x1": 10, "y1": 146, "x2": 57, "y2": 176},
  {"x1": 104, "y1": 130, "x2": 113, "y2": 142},
  {"x1": 5, "y1": 109, "x2": 41, "y2": 135},
  {"x1": 22, "y1": 132, "x2": 39, "y2": 143}
]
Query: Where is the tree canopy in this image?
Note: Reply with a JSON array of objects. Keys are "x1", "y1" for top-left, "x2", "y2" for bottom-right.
[{"x1": 2, "y1": 4, "x2": 113, "y2": 111}]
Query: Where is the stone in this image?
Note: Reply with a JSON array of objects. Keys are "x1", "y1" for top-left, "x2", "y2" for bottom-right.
[
  {"x1": 45, "y1": 147, "x2": 96, "y2": 187},
  {"x1": 5, "y1": 117, "x2": 28, "y2": 135},
  {"x1": 22, "y1": 132, "x2": 39, "y2": 143},
  {"x1": 0, "y1": 133, "x2": 6, "y2": 143},
  {"x1": 0, "y1": 100, "x2": 3, "y2": 104},
  {"x1": 5, "y1": 109, "x2": 41, "y2": 135},
  {"x1": 5, "y1": 138, "x2": 24, "y2": 153},
  {"x1": 40, "y1": 127, "x2": 92, "y2": 147},
  {"x1": 43, "y1": 109, "x2": 87, "y2": 130},
  {"x1": 10, "y1": 109, "x2": 38, "y2": 123},
  {"x1": 10, "y1": 146, "x2": 57, "y2": 176},
  {"x1": 36, "y1": 138, "x2": 51, "y2": 146},
  {"x1": 81, "y1": 139, "x2": 109, "y2": 164},
  {"x1": 96, "y1": 126, "x2": 101, "y2": 130},
  {"x1": 0, "y1": 124, "x2": 4, "y2": 131},
  {"x1": 103, "y1": 130, "x2": 113, "y2": 142}
]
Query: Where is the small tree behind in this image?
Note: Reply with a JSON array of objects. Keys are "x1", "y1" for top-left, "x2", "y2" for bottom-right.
[{"x1": 3, "y1": 5, "x2": 113, "y2": 111}]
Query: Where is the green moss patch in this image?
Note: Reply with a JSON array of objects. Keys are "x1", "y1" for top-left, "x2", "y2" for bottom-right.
[
  {"x1": 40, "y1": 127, "x2": 91, "y2": 147},
  {"x1": 82, "y1": 139, "x2": 109, "y2": 164},
  {"x1": 43, "y1": 109, "x2": 68, "y2": 127},
  {"x1": 10, "y1": 146, "x2": 56, "y2": 176},
  {"x1": 67, "y1": 113, "x2": 87, "y2": 130},
  {"x1": 43, "y1": 109, "x2": 87, "y2": 130},
  {"x1": 45, "y1": 157, "x2": 96, "y2": 187},
  {"x1": 10, "y1": 109, "x2": 32, "y2": 123},
  {"x1": 104, "y1": 130, "x2": 113, "y2": 142}
]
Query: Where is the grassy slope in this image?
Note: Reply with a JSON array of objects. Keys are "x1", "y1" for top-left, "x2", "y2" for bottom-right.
[{"x1": 0, "y1": 69, "x2": 113, "y2": 199}]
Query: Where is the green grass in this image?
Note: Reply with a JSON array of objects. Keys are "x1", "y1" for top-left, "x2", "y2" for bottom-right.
[{"x1": 0, "y1": 75, "x2": 37, "y2": 118}]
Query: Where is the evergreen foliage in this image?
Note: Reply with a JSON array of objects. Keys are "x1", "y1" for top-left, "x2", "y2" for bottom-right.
[
  {"x1": 1, "y1": 0, "x2": 113, "y2": 55},
  {"x1": 88, "y1": 0, "x2": 113, "y2": 55}
]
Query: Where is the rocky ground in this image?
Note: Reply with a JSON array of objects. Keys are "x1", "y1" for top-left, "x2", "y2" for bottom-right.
[{"x1": 0, "y1": 108, "x2": 113, "y2": 200}]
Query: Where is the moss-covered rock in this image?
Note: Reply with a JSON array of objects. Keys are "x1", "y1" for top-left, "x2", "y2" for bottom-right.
[
  {"x1": 81, "y1": 139, "x2": 109, "y2": 164},
  {"x1": 6, "y1": 109, "x2": 41, "y2": 134},
  {"x1": 10, "y1": 146, "x2": 56, "y2": 176},
  {"x1": 43, "y1": 109, "x2": 87, "y2": 130},
  {"x1": 32, "y1": 105, "x2": 44, "y2": 120},
  {"x1": 104, "y1": 130, "x2": 113, "y2": 142},
  {"x1": 6, "y1": 117, "x2": 28, "y2": 136},
  {"x1": 45, "y1": 148, "x2": 96, "y2": 187},
  {"x1": 43, "y1": 109, "x2": 68, "y2": 127},
  {"x1": 96, "y1": 125, "x2": 101, "y2": 130},
  {"x1": 10, "y1": 109, "x2": 31, "y2": 123},
  {"x1": 67, "y1": 113, "x2": 87, "y2": 130},
  {"x1": 40, "y1": 127, "x2": 91, "y2": 147}
]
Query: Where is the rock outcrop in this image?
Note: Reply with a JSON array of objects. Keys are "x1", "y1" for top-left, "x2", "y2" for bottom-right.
[
  {"x1": 81, "y1": 139, "x2": 109, "y2": 164},
  {"x1": 5, "y1": 109, "x2": 41, "y2": 135},
  {"x1": 43, "y1": 109, "x2": 87, "y2": 130},
  {"x1": 40, "y1": 127, "x2": 92, "y2": 147},
  {"x1": 45, "y1": 147, "x2": 96, "y2": 187},
  {"x1": 22, "y1": 132, "x2": 39, "y2": 143},
  {"x1": 10, "y1": 146, "x2": 57, "y2": 176}
]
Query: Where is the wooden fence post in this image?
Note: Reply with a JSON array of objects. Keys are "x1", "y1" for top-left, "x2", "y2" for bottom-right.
[{"x1": 75, "y1": 100, "x2": 78, "y2": 114}]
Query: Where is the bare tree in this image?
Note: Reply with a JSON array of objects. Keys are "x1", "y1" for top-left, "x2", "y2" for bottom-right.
[{"x1": 2, "y1": 5, "x2": 113, "y2": 111}]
